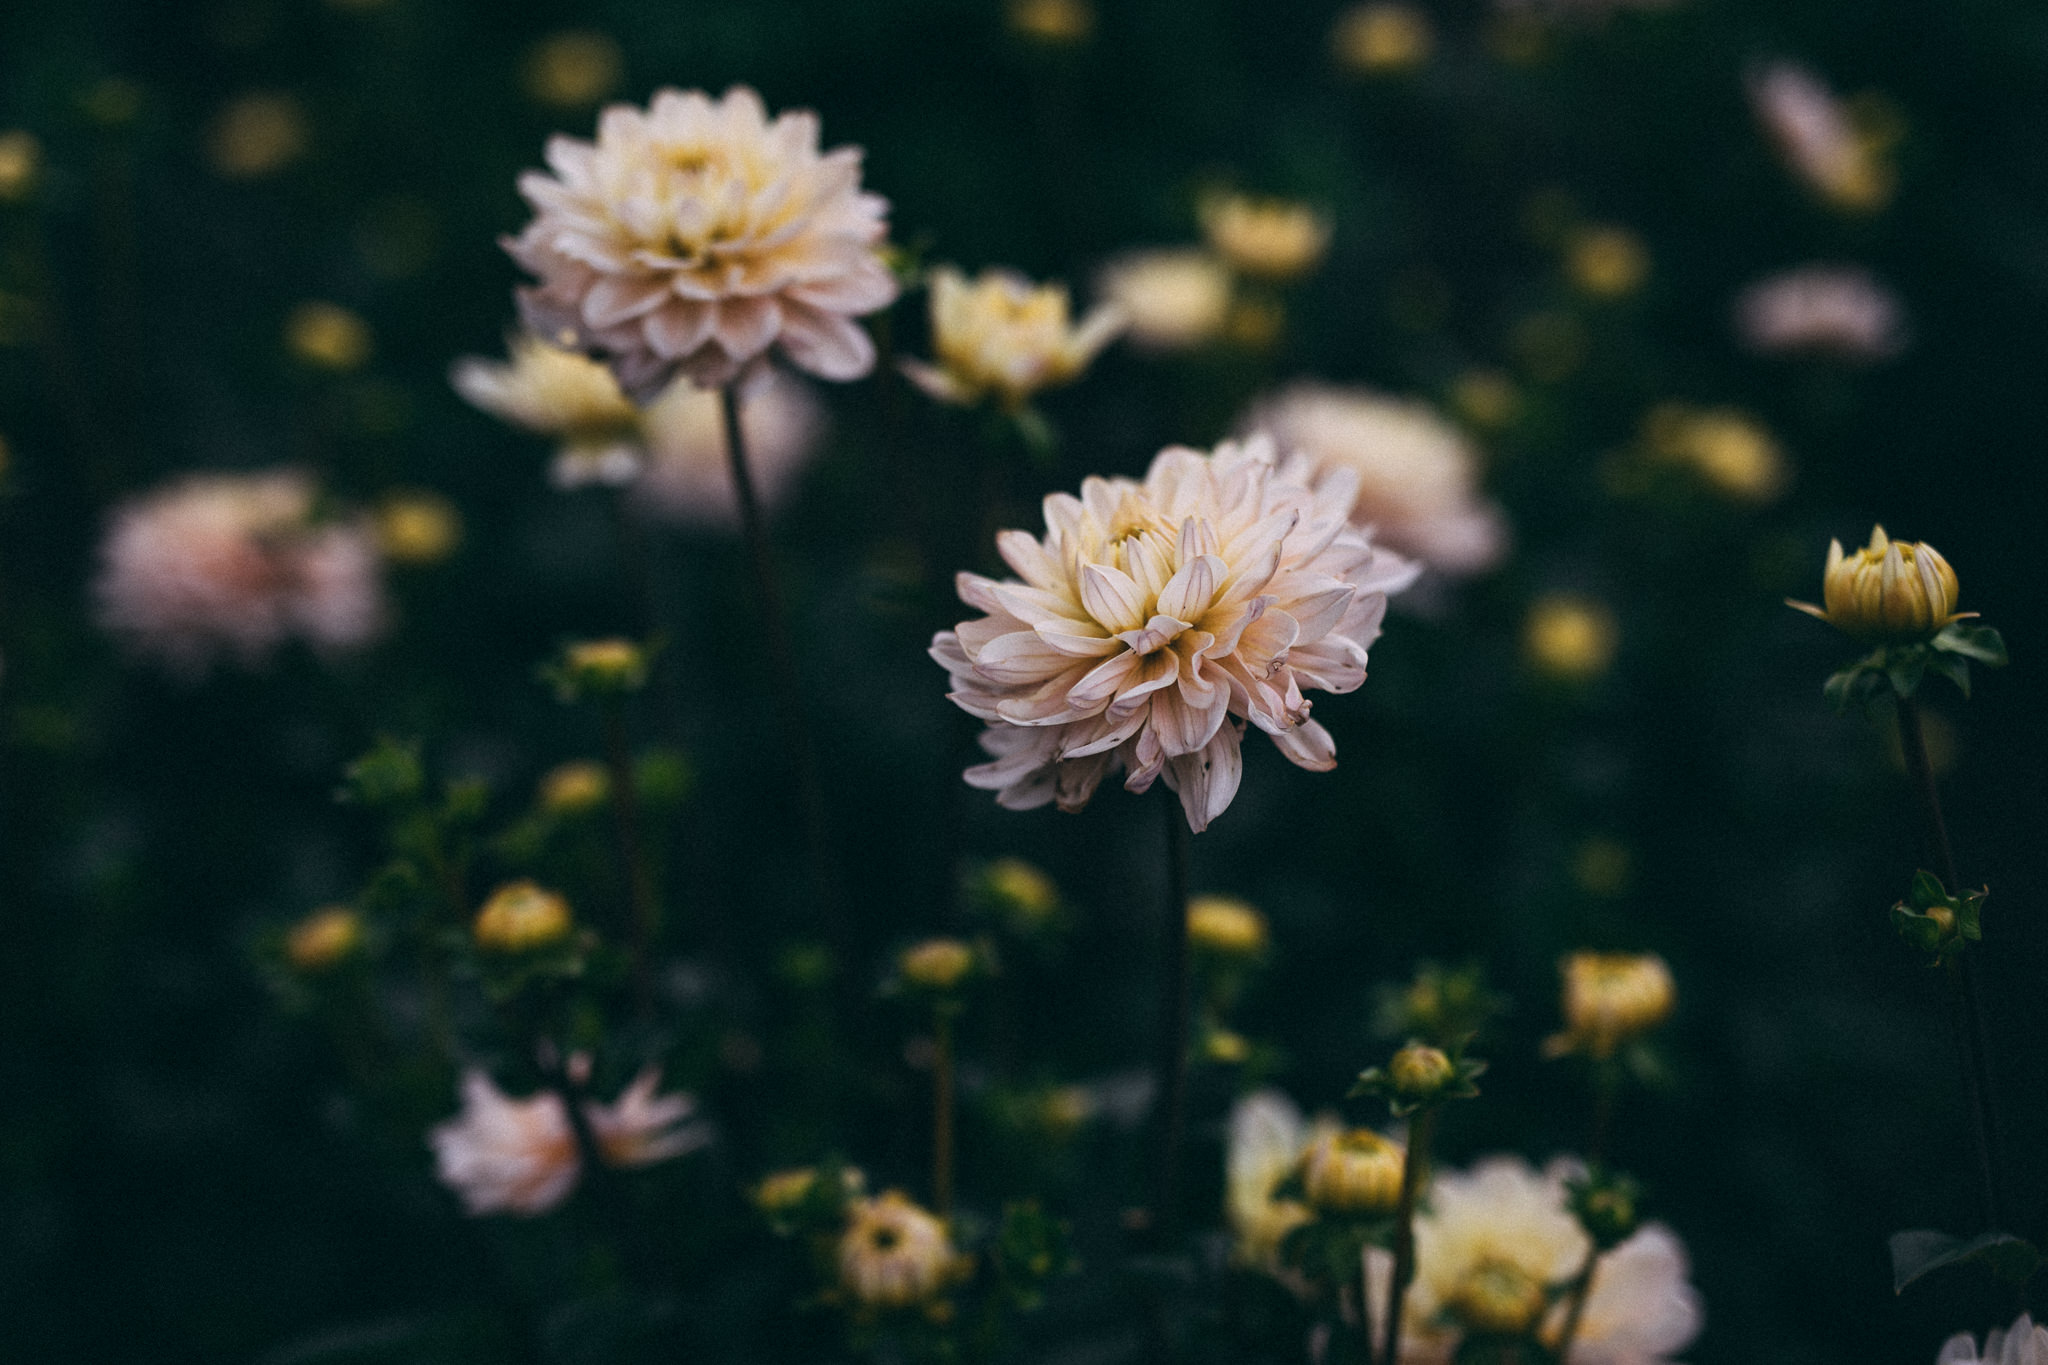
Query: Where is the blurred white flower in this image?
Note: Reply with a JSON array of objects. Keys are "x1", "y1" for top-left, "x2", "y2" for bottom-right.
[
  {"x1": 1366, "y1": 1155, "x2": 1702, "y2": 1363},
  {"x1": 1096, "y1": 248, "x2": 1233, "y2": 352},
  {"x1": 1241, "y1": 383, "x2": 1508, "y2": 576},
  {"x1": 429, "y1": 1067, "x2": 709, "y2": 1217},
  {"x1": 1747, "y1": 60, "x2": 1894, "y2": 213},
  {"x1": 505, "y1": 85, "x2": 898, "y2": 401},
  {"x1": 95, "y1": 470, "x2": 384, "y2": 676},
  {"x1": 1734, "y1": 265, "x2": 1905, "y2": 360},
  {"x1": 1940, "y1": 1314, "x2": 2048, "y2": 1365},
  {"x1": 451, "y1": 332, "x2": 644, "y2": 488},
  {"x1": 1226, "y1": 1090, "x2": 1337, "y2": 1272},
  {"x1": 901, "y1": 266, "x2": 1123, "y2": 410},
  {"x1": 1200, "y1": 193, "x2": 1331, "y2": 282},
  {"x1": 629, "y1": 370, "x2": 825, "y2": 527},
  {"x1": 932, "y1": 434, "x2": 1417, "y2": 833}
]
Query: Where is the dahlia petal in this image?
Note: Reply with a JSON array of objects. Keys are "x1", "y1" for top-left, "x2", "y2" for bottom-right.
[
  {"x1": 643, "y1": 301, "x2": 718, "y2": 361},
  {"x1": 582, "y1": 275, "x2": 673, "y2": 330},
  {"x1": 1162, "y1": 722, "x2": 1244, "y2": 833},
  {"x1": 1157, "y1": 553, "x2": 1224, "y2": 622},
  {"x1": 777, "y1": 304, "x2": 876, "y2": 380},
  {"x1": 1079, "y1": 563, "x2": 1148, "y2": 632},
  {"x1": 1268, "y1": 718, "x2": 1337, "y2": 771}
]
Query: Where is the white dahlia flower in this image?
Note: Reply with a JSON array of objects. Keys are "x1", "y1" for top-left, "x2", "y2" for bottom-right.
[
  {"x1": 901, "y1": 265, "x2": 1124, "y2": 411},
  {"x1": 1366, "y1": 1155, "x2": 1702, "y2": 1364},
  {"x1": 506, "y1": 85, "x2": 898, "y2": 401},
  {"x1": 1734, "y1": 265, "x2": 1905, "y2": 360},
  {"x1": 630, "y1": 369, "x2": 824, "y2": 527},
  {"x1": 1940, "y1": 1315, "x2": 2048, "y2": 1365},
  {"x1": 1096, "y1": 248, "x2": 1233, "y2": 352},
  {"x1": 95, "y1": 470, "x2": 384, "y2": 675},
  {"x1": 1241, "y1": 383, "x2": 1508, "y2": 576},
  {"x1": 429, "y1": 1067, "x2": 710, "y2": 1217},
  {"x1": 451, "y1": 332, "x2": 644, "y2": 488},
  {"x1": 932, "y1": 434, "x2": 1417, "y2": 833},
  {"x1": 1226, "y1": 1089, "x2": 1338, "y2": 1273}
]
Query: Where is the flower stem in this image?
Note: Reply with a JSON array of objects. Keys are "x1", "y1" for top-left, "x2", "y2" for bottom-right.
[
  {"x1": 1150, "y1": 788, "x2": 1193, "y2": 1236},
  {"x1": 718, "y1": 386, "x2": 846, "y2": 959},
  {"x1": 933, "y1": 1005, "x2": 957, "y2": 1215},
  {"x1": 601, "y1": 698, "x2": 659, "y2": 1019},
  {"x1": 1380, "y1": 1105, "x2": 1438, "y2": 1365},
  {"x1": 1551, "y1": 1246, "x2": 1600, "y2": 1362},
  {"x1": 1895, "y1": 691, "x2": 2005, "y2": 1230}
]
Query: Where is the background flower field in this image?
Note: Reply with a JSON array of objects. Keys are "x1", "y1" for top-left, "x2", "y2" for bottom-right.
[{"x1": 3, "y1": 0, "x2": 2048, "y2": 1361}]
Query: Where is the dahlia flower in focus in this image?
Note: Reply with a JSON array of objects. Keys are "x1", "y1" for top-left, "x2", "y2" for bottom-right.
[
  {"x1": 1366, "y1": 1155, "x2": 1703, "y2": 1363},
  {"x1": 505, "y1": 85, "x2": 898, "y2": 401},
  {"x1": 901, "y1": 266, "x2": 1123, "y2": 411},
  {"x1": 1242, "y1": 384, "x2": 1508, "y2": 575},
  {"x1": 630, "y1": 370, "x2": 824, "y2": 527},
  {"x1": 451, "y1": 332, "x2": 644, "y2": 488},
  {"x1": 1940, "y1": 1315, "x2": 2048, "y2": 1365},
  {"x1": 1226, "y1": 1090, "x2": 1334, "y2": 1271},
  {"x1": 932, "y1": 435, "x2": 1417, "y2": 832},
  {"x1": 1096, "y1": 248, "x2": 1233, "y2": 352},
  {"x1": 1747, "y1": 60, "x2": 1895, "y2": 213},
  {"x1": 1735, "y1": 265, "x2": 1906, "y2": 360},
  {"x1": 429, "y1": 1067, "x2": 709, "y2": 1216},
  {"x1": 96, "y1": 470, "x2": 385, "y2": 676}
]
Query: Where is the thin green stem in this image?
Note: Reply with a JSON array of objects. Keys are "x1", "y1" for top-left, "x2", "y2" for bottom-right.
[
  {"x1": 1380, "y1": 1106, "x2": 1438, "y2": 1365},
  {"x1": 1151, "y1": 788, "x2": 1193, "y2": 1236},
  {"x1": 1551, "y1": 1246, "x2": 1600, "y2": 1362},
  {"x1": 601, "y1": 700, "x2": 659, "y2": 1019}
]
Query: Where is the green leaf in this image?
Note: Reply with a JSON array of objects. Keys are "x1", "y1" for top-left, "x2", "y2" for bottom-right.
[
  {"x1": 1934, "y1": 623, "x2": 2008, "y2": 667},
  {"x1": 1908, "y1": 870, "x2": 1947, "y2": 908},
  {"x1": 1886, "y1": 654, "x2": 1926, "y2": 699},
  {"x1": 1889, "y1": 1229, "x2": 2043, "y2": 1294},
  {"x1": 1927, "y1": 652, "x2": 1973, "y2": 699}
]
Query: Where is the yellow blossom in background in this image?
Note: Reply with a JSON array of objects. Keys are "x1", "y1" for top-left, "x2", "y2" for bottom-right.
[
  {"x1": 539, "y1": 760, "x2": 609, "y2": 816},
  {"x1": 523, "y1": 32, "x2": 623, "y2": 109},
  {"x1": 473, "y1": 881, "x2": 573, "y2": 953},
  {"x1": 0, "y1": 131, "x2": 42, "y2": 201},
  {"x1": 1544, "y1": 951, "x2": 1675, "y2": 1060},
  {"x1": 208, "y1": 92, "x2": 308, "y2": 179},
  {"x1": 1643, "y1": 403, "x2": 1786, "y2": 503},
  {"x1": 557, "y1": 638, "x2": 649, "y2": 698},
  {"x1": 977, "y1": 857, "x2": 1061, "y2": 931},
  {"x1": 1788, "y1": 525, "x2": 1971, "y2": 644},
  {"x1": 1450, "y1": 370, "x2": 1520, "y2": 431},
  {"x1": 1007, "y1": 0, "x2": 1095, "y2": 46},
  {"x1": 1331, "y1": 3, "x2": 1433, "y2": 75},
  {"x1": 374, "y1": 490, "x2": 461, "y2": 566},
  {"x1": 1200, "y1": 194, "x2": 1332, "y2": 282},
  {"x1": 899, "y1": 937, "x2": 976, "y2": 991},
  {"x1": 285, "y1": 302, "x2": 372, "y2": 371},
  {"x1": 1037, "y1": 1085, "x2": 1095, "y2": 1137},
  {"x1": 1300, "y1": 1128, "x2": 1405, "y2": 1215},
  {"x1": 451, "y1": 333, "x2": 646, "y2": 489},
  {"x1": 1524, "y1": 594, "x2": 1617, "y2": 681},
  {"x1": 1566, "y1": 224, "x2": 1650, "y2": 298},
  {"x1": 286, "y1": 905, "x2": 364, "y2": 972},
  {"x1": 1096, "y1": 248, "x2": 1232, "y2": 352},
  {"x1": 837, "y1": 1191, "x2": 967, "y2": 1310},
  {"x1": 1187, "y1": 895, "x2": 1268, "y2": 959},
  {"x1": 901, "y1": 266, "x2": 1123, "y2": 411},
  {"x1": 1204, "y1": 1028, "x2": 1252, "y2": 1064},
  {"x1": 756, "y1": 1164, "x2": 865, "y2": 1214}
]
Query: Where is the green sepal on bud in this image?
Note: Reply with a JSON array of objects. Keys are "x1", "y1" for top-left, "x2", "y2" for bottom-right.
[
  {"x1": 1565, "y1": 1168, "x2": 1644, "y2": 1252},
  {"x1": 1351, "y1": 1040, "x2": 1486, "y2": 1116},
  {"x1": 1890, "y1": 870, "x2": 1985, "y2": 964},
  {"x1": 1374, "y1": 960, "x2": 1506, "y2": 1051},
  {"x1": 1821, "y1": 623, "x2": 2008, "y2": 714}
]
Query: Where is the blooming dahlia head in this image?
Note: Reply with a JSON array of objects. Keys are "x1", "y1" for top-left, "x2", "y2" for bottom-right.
[
  {"x1": 932, "y1": 435, "x2": 1418, "y2": 833},
  {"x1": 506, "y1": 85, "x2": 899, "y2": 402}
]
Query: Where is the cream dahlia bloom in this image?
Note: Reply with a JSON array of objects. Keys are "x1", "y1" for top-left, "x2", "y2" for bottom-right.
[
  {"x1": 1735, "y1": 265, "x2": 1905, "y2": 360},
  {"x1": 429, "y1": 1067, "x2": 710, "y2": 1216},
  {"x1": 1241, "y1": 384, "x2": 1508, "y2": 575},
  {"x1": 630, "y1": 369, "x2": 824, "y2": 527},
  {"x1": 902, "y1": 266, "x2": 1124, "y2": 410},
  {"x1": 1227, "y1": 1090, "x2": 1338, "y2": 1271},
  {"x1": 1096, "y1": 248, "x2": 1233, "y2": 352},
  {"x1": 932, "y1": 435, "x2": 1417, "y2": 832},
  {"x1": 1366, "y1": 1156, "x2": 1702, "y2": 1364},
  {"x1": 451, "y1": 333, "x2": 644, "y2": 488},
  {"x1": 96, "y1": 470, "x2": 385, "y2": 675},
  {"x1": 1940, "y1": 1315, "x2": 2048, "y2": 1365},
  {"x1": 506, "y1": 85, "x2": 898, "y2": 401},
  {"x1": 837, "y1": 1191, "x2": 967, "y2": 1309}
]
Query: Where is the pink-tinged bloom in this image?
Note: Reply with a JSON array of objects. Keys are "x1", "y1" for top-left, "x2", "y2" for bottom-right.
[
  {"x1": 1241, "y1": 383, "x2": 1508, "y2": 576},
  {"x1": 1734, "y1": 265, "x2": 1906, "y2": 360},
  {"x1": 1746, "y1": 60, "x2": 1894, "y2": 212},
  {"x1": 429, "y1": 1067, "x2": 710, "y2": 1217},
  {"x1": 505, "y1": 85, "x2": 898, "y2": 401},
  {"x1": 629, "y1": 369, "x2": 825, "y2": 527},
  {"x1": 1940, "y1": 1315, "x2": 2048, "y2": 1365},
  {"x1": 932, "y1": 435, "x2": 1418, "y2": 833},
  {"x1": 95, "y1": 470, "x2": 384, "y2": 676}
]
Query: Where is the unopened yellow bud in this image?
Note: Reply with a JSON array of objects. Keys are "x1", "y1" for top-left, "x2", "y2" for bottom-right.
[
  {"x1": 557, "y1": 638, "x2": 648, "y2": 698},
  {"x1": 1301, "y1": 1129, "x2": 1405, "y2": 1215},
  {"x1": 1204, "y1": 1028, "x2": 1252, "y2": 1065},
  {"x1": 900, "y1": 937, "x2": 976, "y2": 991},
  {"x1": 1525, "y1": 594, "x2": 1618, "y2": 681},
  {"x1": 1789, "y1": 526, "x2": 1971, "y2": 644},
  {"x1": 1388, "y1": 1043, "x2": 1454, "y2": 1099},
  {"x1": 980, "y1": 857, "x2": 1060, "y2": 930},
  {"x1": 473, "y1": 880, "x2": 573, "y2": 953},
  {"x1": 285, "y1": 301, "x2": 372, "y2": 371},
  {"x1": 538, "y1": 760, "x2": 609, "y2": 815},
  {"x1": 1447, "y1": 1256, "x2": 1547, "y2": 1336},
  {"x1": 286, "y1": 905, "x2": 364, "y2": 971},
  {"x1": 374, "y1": 490, "x2": 462, "y2": 565},
  {"x1": 1566, "y1": 225, "x2": 1650, "y2": 299},
  {"x1": 1545, "y1": 951, "x2": 1675, "y2": 1060},
  {"x1": 1187, "y1": 895, "x2": 1268, "y2": 959}
]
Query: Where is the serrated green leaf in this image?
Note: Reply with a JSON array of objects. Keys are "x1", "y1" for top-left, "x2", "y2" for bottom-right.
[{"x1": 1890, "y1": 1229, "x2": 2043, "y2": 1294}]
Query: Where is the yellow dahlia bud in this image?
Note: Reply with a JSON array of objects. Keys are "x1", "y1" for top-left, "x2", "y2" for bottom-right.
[
  {"x1": 755, "y1": 1164, "x2": 864, "y2": 1215},
  {"x1": 1566, "y1": 225, "x2": 1650, "y2": 299},
  {"x1": 1300, "y1": 1129, "x2": 1405, "y2": 1215},
  {"x1": 1200, "y1": 194, "x2": 1332, "y2": 283},
  {"x1": 902, "y1": 266, "x2": 1123, "y2": 412},
  {"x1": 1187, "y1": 895, "x2": 1268, "y2": 959},
  {"x1": 837, "y1": 1191, "x2": 966, "y2": 1310},
  {"x1": 374, "y1": 490, "x2": 462, "y2": 565},
  {"x1": 1388, "y1": 1043, "x2": 1455, "y2": 1100},
  {"x1": 285, "y1": 301, "x2": 372, "y2": 371},
  {"x1": 1643, "y1": 403, "x2": 1786, "y2": 504},
  {"x1": 975, "y1": 857, "x2": 1061, "y2": 932},
  {"x1": 286, "y1": 905, "x2": 364, "y2": 972},
  {"x1": 1525, "y1": 594, "x2": 1618, "y2": 681},
  {"x1": 555, "y1": 638, "x2": 649, "y2": 699},
  {"x1": 1331, "y1": 3, "x2": 1433, "y2": 75},
  {"x1": 1446, "y1": 1256, "x2": 1547, "y2": 1336},
  {"x1": 1789, "y1": 526, "x2": 1971, "y2": 643},
  {"x1": 473, "y1": 880, "x2": 573, "y2": 953},
  {"x1": 1544, "y1": 952, "x2": 1675, "y2": 1060},
  {"x1": 1450, "y1": 369, "x2": 1520, "y2": 431},
  {"x1": 539, "y1": 760, "x2": 609, "y2": 816},
  {"x1": 1203, "y1": 1028, "x2": 1252, "y2": 1065},
  {"x1": 0, "y1": 130, "x2": 43, "y2": 202},
  {"x1": 899, "y1": 937, "x2": 976, "y2": 992}
]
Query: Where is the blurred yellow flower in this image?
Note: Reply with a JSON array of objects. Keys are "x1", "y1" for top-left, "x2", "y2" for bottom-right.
[
  {"x1": 1544, "y1": 951, "x2": 1675, "y2": 1060},
  {"x1": 1788, "y1": 525, "x2": 1971, "y2": 644},
  {"x1": 1007, "y1": 0, "x2": 1095, "y2": 45},
  {"x1": 523, "y1": 31, "x2": 623, "y2": 109},
  {"x1": 899, "y1": 937, "x2": 976, "y2": 991},
  {"x1": 0, "y1": 131, "x2": 42, "y2": 201},
  {"x1": 1204, "y1": 1028, "x2": 1253, "y2": 1064},
  {"x1": 1447, "y1": 1256, "x2": 1548, "y2": 1336},
  {"x1": 756, "y1": 1164, "x2": 864, "y2": 1214},
  {"x1": 977, "y1": 857, "x2": 1061, "y2": 931},
  {"x1": 374, "y1": 490, "x2": 461, "y2": 565},
  {"x1": 1566, "y1": 225, "x2": 1650, "y2": 299},
  {"x1": 1643, "y1": 402, "x2": 1786, "y2": 503},
  {"x1": 451, "y1": 333, "x2": 645, "y2": 488},
  {"x1": 1525, "y1": 594, "x2": 1617, "y2": 681},
  {"x1": 1450, "y1": 370, "x2": 1520, "y2": 431},
  {"x1": 1096, "y1": 248, "x2": 1233, "y2": 352},
  {"x1": 1301, "y1": 1128, "x2": 1405, "y2": 1215},
  {"x1": 286, "y1": 905, "x2": 364, "y2": 972},
  {"x1": 1227, "y1": 1091, "x2": 1334, "y2": 1271},
  {"x1": 539, "y1": 760, "x2": 609, "y2": 816},
  {"x1": 473, "y1": 881, "x2": 573, "y2": 953},
  {"x1": 1200, "y1": 193, "x2": 1331, "y2": 282},
  {"x1": 901, "y1": 266, "x2": 1122, "y2": 411},
  {"x1": 1187, "y1": 894, "x2": 1268, "y2": 959},
  {"x1": 837, "y1": 1191, "x2": 967, "y2": 1309},
  {"x1": 1331, "y1": 3, "x2": 1433, "y2": 75},
  {"x1": 208, "y1": 92, "x2": 308, "y2": 179},
  {"x1": 285, "y1": 302, "x2": 372, "y2": 371}
]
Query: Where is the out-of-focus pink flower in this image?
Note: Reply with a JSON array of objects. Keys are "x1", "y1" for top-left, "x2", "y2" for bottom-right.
[
  {"x1": 628, "y1": 370, "x2": 825, "y2": 528},
  {"x1": 1734, "y1": 266, "x2": 1906, "y2": 360},
  {"x1": 1746, "y1": 60, "x2": 1895, "y2": 213},
  {"x1": 95, "y1": 470, "x2": 385, "y2": 676}
]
